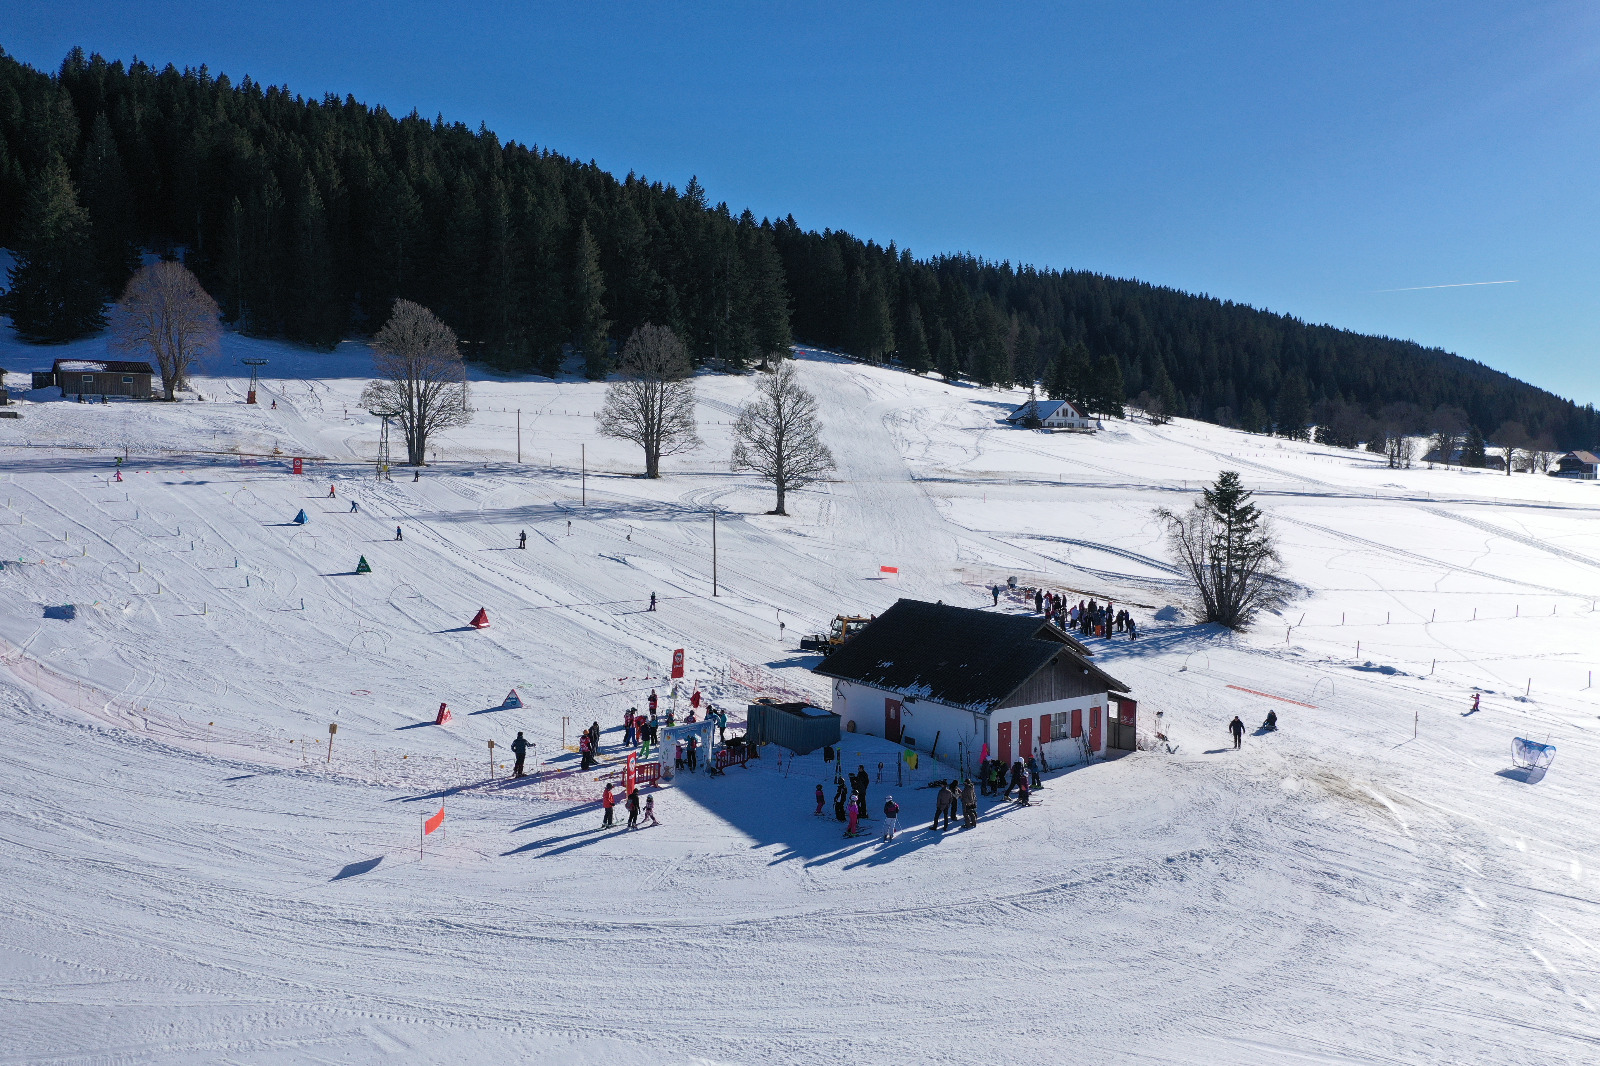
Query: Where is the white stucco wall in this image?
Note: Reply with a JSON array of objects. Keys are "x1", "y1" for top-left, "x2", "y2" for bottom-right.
[{"x1": 987, "y1": 692, "x2": 1108, "y2": 768}]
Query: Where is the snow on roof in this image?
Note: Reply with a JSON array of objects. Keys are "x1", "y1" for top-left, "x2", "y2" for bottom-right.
[
  {"x1": 1005, "y1": 398, "x2": 1086, "y2": 422},
  {"x1": 1567, "y1": 451, "x2": 1600, "y2": 464},
  {"x1": 52, "y1": 359, "x2": 156, "y2": 374}
]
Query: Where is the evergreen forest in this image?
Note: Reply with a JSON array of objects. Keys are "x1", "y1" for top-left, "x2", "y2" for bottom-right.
[{"x1": 1, "y1": 47, "x2": 1595, "y2": 448}]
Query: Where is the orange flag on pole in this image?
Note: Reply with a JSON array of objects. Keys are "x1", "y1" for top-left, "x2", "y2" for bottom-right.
[{"x1": 424, "y1": 807, "x2": 445, "y2": 835}]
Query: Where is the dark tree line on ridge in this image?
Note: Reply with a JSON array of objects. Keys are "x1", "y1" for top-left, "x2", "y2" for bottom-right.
[{"x1": 1, "y1": 47, "x2": 1594, "y2": 449}]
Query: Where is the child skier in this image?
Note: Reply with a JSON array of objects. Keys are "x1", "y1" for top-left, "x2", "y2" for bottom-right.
[
  {"x1": 844, "y1": 796, "x2": 861, "y2": 837},
  {"x1": 328, "y1": 484, "x2": 336, "y2": 497},
  {"x1": 815, "y1": 783, "x2": 826, "y2": 816},
  {"x1": 882, "y1": 796, "x2": 900, "y2": 841},
  {"x1": 642, "y1": 794, "x2": 658, "y2": 826}
]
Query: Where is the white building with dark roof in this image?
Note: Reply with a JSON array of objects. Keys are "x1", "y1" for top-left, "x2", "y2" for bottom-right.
[{"x1": 812, "y1": 599, "x2": 1134, "y2": 770}]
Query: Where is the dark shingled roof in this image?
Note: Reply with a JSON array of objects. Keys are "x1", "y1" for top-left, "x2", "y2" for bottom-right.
[{"x1": 812, "y1": 598, "x2": 1129, "y2": 711}]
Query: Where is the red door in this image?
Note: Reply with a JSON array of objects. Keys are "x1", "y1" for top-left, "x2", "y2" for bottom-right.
[
  {"x1": 1089, "y1": 706, "x2": 1102, "y2": 752},
  {"x1": 884, "y1": 698, "x2": 902, "y2": 743},
  {"x1": 997, "y1": 721, "x2": 1012, "y2": 766},
  {"x1": 1018, "y1": 717, "x2": 1032, "y2": 763}
]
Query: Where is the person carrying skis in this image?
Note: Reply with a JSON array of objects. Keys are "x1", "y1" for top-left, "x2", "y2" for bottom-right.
[
  {"x1": 601, "y1": 783, "x2": 616, "y2": 828},
  {"x1": 626, "y1": 786, "x2": 641, "y2": 829},
  {"x1": 518, "y1": 530, "x2": 527, "y2": 549},
  {"x1": 642, "y1": 794, "x2": 658, "y2": 826},
  {"x1": 1229, "y1": 715, "x2": 1245, "y2": 750},
  {"x1": 961, "y1": 779, "x2": 978, "y2": 828},
  {"x1": 511, "y1": 731, "x2": 529, "y2": 777},
  {"x1": 882, "y1": 796, "x2": 900, "y2": 841},
  {"x1": 834, "y1": 781, "x2": 849, "y2": 821},
  {"x1": 815, "y1": 783, "x2": 826, "y2": 816}
]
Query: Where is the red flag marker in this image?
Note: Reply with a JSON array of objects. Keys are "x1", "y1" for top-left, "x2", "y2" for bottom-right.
[
  {"x1": 880, "y1": 566, "x2": 898, "y2": 574},
  {"x1": 424, "y1": 807, "x2": 444, "y2": 835}
]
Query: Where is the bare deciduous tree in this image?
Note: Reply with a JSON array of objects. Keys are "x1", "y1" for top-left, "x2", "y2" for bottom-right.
[
  {"x1": 110, "y1": 261, "x2": 221, "y2": 400},
  {"x1": 1530, "y1": 433, "x2": 1561, "y2": 474},
  {"x1": 360, "y1": 300, "x2": 472, "y2": 466},
  {"x1": 1494, "y1": 420, "x2": 1530, "y2": 476},
  {"x1": 597, "y1": 324, "x2": 700, "y2": 478},
  {"x1": 1155, "y1": 471, "x2": 1284, "y2": 629},
  {"x1": 732, "y1": 359, "x2": 836, "y2": 515}
]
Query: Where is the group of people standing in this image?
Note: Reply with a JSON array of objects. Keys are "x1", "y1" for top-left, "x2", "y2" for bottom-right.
[
  {"x1": 600, "y1": 781, "x2": 658, "y2": 830},
  {"x1": 977, "y1": 757, "x2": 1043, "y2": 800}
]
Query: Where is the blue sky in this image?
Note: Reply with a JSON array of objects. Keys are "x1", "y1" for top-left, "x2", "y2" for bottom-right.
[{"x1": 8, "y1": 1, "x2": 1599, "y2": 403}]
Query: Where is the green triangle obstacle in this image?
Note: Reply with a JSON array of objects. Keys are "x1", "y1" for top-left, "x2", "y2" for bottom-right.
[{"x1": 355, "y1": 556, "x2": 372, "y2": 574}]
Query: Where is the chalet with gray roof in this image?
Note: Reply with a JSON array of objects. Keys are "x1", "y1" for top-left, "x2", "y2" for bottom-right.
[
  {"x1": 812, "y1": 599, "x2": 1135, "y2": 768},
  {"x1": 1554, "y1": 451, "x2": 1598, "y2": 480}
]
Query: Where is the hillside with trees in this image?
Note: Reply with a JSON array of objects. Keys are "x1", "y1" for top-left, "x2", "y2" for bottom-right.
[{"x1": 1, "y1": 46, "x2": 1595, "y2": 448}]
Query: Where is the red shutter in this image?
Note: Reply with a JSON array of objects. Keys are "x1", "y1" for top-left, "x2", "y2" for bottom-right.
[
  {"x1": 1039, "y1": 714, "x2": 1052, "y2": 744},
  {"x1": 1071, "y1": 708, "x2": 1082, "y2": 738}
]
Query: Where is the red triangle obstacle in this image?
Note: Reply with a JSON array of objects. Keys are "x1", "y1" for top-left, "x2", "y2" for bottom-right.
[
  {"x1": 435, "y1": 702, "x2": 453, "y2": 725},
  {"x1": 503, "y1": 688, "x2": 522, "y2": 709},
  {"x1": 470, "y1": 608, "x2": 490, "y2": 629}
]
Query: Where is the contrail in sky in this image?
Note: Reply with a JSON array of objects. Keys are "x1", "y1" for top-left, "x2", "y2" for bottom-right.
[{"x1": 1371, "y1": 280, "x2": 1520, "y2": 293}]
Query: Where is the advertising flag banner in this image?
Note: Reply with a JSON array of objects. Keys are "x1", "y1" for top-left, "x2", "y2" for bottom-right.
[{"x1": 671, "y1": 649, "x2": 685, "y2": 679}]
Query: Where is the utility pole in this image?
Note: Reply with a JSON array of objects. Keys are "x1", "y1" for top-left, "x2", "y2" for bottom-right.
[
  {"x1": 712, "y1": 506, "x2": 718, "y2": 597},
  {"x1": 517, "y1": 409, "x2": 521, "y2": 464}
]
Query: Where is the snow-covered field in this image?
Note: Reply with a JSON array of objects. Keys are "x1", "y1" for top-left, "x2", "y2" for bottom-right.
[{"x1": 2, "y1": 331, "x2": 1599, "y2": 1064}]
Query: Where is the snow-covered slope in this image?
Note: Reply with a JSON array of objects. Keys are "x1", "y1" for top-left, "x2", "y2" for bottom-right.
[{"x1": 2, "y1": 331, "x2": 1599, "y2": 1064}]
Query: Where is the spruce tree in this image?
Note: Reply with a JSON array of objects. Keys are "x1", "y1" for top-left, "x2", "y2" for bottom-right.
[
  {"x1": 1045, "y1": 340, "x2": 1073, "y2": 401},
  {"x1": 1062, "y1": 342, "x2": 1093, "y2": 409},
  {"x1": 1244, "y1": 397, "x2": 1271, "y2": 434},
  {"x1": 899, "y1": 303, "x2": 931, "y2": 373},
  {"x1": 287, "y1": 169, "x2": 342, "y2": 349},
  {"x1": 935, "y1": 327, "x2": 960, "y2": 381},
  {"x1": 3, "y1": 154, "x2": 105, "y2": 341},
  {"x1": 744, "y1": 223, "x2": 791, "y2": 368},
  {"x1": 1092, "y1": 353, "x2": 1126, "y2": 417},
  {"x1": 573, "y1": 220, "x2": 610, "y2": 379},
  {"x1": 78, "y1": 113, "x2": 140, "y2": 295},
  {"x1": 855, "y1": 268, "x2": 894, "y2": 362},
  {"x1": 1275, "y1": 375, "x2": 1310, "y2": 440},
  {"x1": 1159, "y1": 368, "x2": 1181, "y2": 422},
  {"x1": 1463, "y1": 424, "x2": 1487, "y2": 468}
]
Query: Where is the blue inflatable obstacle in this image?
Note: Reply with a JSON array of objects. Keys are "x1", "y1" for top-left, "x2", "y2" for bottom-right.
[
  {"x1": 1512, "y1": 737, "x2": 1556, "y2": 771},
  {"x1": 293, "y1": 508, "x2": 309, "y2": 525}
]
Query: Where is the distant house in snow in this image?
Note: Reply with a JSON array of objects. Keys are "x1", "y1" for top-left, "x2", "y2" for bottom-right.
[
  {"x1": 1005, "y1": 397, "x2": 1093, "y2": 432},
  {"x1": 812, "y1": 599, "x2": 1134, "y2": 768},
  {"x1": 1553, "y1": 451, "x2": 1599, "y2": 480},
  {"x1": 48, "y1": 359, "x2": 156, "y2": 400}
]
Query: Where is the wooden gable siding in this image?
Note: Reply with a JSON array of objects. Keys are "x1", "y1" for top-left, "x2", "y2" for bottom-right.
[{"x1": 994, "y1": 653, "x2": 1103, "y2": 710}]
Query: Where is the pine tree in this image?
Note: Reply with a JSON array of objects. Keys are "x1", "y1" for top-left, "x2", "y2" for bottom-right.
[
  {"x1": 1045, "y1": 340, "x2": 1072, "y2": 401},
  {"x1": 1243, "y1": 397, "x2": 1271, "y2": 434},
  {"x1": 77, "y1": 113, "x2": 140, "y2": 295},
  {"x1": 3, "y1": 154, "x2": 105, "y2": 341},
  {"x1": 899, "y1": 303, "x2": 930, "y2": 373},
  {"x1": 573, "y1": 220, "x2": 610, "y2": 379},
  {"x1": 1275, "y1": 375, "x2": 1310, "y2": 440},
  {"x1": 855, "y1": 267, "x2": 894, "y2": 362},
  {"x1": 743, "y1": 221, "x2": 791, "y2": 368},
  {"x1": 1463, "y1": 424, "x2": 1487, "y2": 468},
  {"x1": 1091, "y1": 353, "x2": 1126, "y2": 417},
  {"x1": 1061, "y1": 342, "x2": 1093, "y2": 408},
  {"x1": 935, "y1": 327, "x2": 960, "y2": 381},
  {"x1": 286, "y1": 169, "x2": 342, "y2": 349},
  {"x1": 1159, "y1": 367, "x2": 1181, "y2": 423}
]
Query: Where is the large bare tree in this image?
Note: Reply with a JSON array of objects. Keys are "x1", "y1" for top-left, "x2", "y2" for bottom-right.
[
  {"x1": 597, "y1": 324, "x2": 700, "y2": 478},
  {"x1": 731, "y1": 359, "x2": 836, "y2": 515},
  {"x1": 360, "y1": 300, "x2": 472, "y2": 466},
  {"x1": 110, "y1": 261, "x2": 221, "y2": 400},
  {"x1": 1155, "y1": 471, "x2": 1284, "y2": 629}
]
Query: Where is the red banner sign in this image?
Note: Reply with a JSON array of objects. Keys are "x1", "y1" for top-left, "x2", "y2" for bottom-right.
[{"x1": 671, "y1": 649, "x2": 685, "y2": 679}]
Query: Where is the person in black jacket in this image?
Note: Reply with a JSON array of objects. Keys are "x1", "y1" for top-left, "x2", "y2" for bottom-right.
[
  {"x1": 511, "y1": 731, "x2": 529, "y2": 777},
  {"x1": 626, "y1": 787, "x2": 641, "y2": 829},
  {"x1": 1229, "y1": 715, "x2": 1245, "y2": 749}
]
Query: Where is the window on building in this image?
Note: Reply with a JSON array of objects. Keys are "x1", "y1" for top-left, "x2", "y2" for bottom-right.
[
  {"x1": 83, "y1": 375, "x2": 95, "y2": 383},
  {"x1": 122, "y1": 376, "x2": 133, "y2": 384},
  {"x1": 1049, "y1": 711, "x2": 1072, "y2": 741}
]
